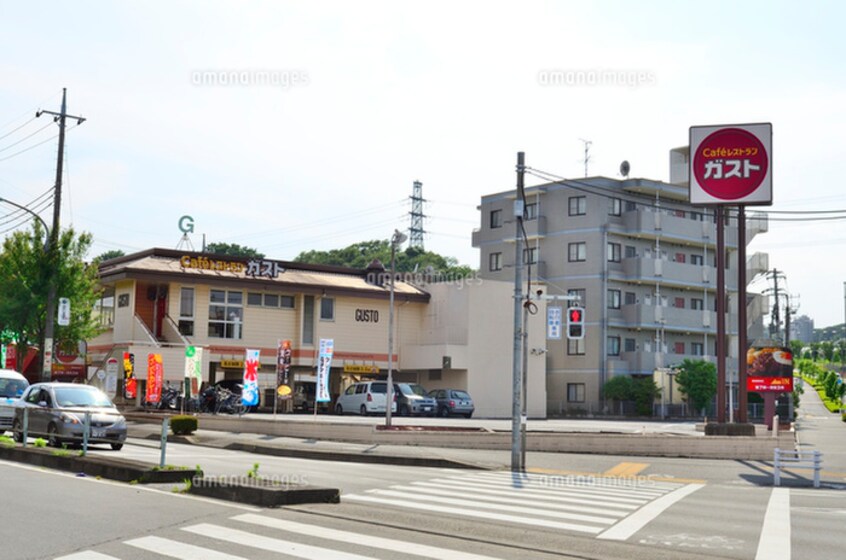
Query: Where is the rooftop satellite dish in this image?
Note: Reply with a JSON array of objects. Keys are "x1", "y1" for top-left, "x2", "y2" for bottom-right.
[{"x1": 619, "y1": 160, "x2": 630, "y2": 178}]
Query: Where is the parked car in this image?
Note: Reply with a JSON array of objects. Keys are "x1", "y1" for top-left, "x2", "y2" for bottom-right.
[
  {"x1": 12, "y1": 382, "x2": 127, "y2": 450},
  {"x1": 335, "y1": 381, "x2": 397, "y2": 416},
  {"x1": 0, "y1": 369, "x2": 29, "y2": 434},
  {"x1": 428, "y1": 388, "x2": 475, "y2": 418},
  {"x1": 394, "y1": 383, "x2": 437, "y2": 416}
]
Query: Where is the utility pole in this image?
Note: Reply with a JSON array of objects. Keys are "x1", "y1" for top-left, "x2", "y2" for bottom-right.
[
  {"x1": 511, "y1": 152, "x2": 526, "y2": 472},
  {"x1": 408, "y1": 180, "x2": 425, "y2": 250},
  {"x1": 762, "y1": 269, "x2": 788, "y2": 344},
  {"x1": 36, "y1": 88, "x2": 86, "y2": 381}
]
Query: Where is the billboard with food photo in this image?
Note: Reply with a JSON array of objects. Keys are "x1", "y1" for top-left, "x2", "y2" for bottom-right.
[{"x1": 746, "y1": 346, "x2": 794, "y2": 392}]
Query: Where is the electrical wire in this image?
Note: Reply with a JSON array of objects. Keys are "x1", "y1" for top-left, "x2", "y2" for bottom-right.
[
  {"x1": 0, "y1": 116, "x2": 38, "y2": 142},
  {"x1": 0, "y1": 121, "x2": 54, "y2": 153},
  {"x1": 526, "y1": 166, "x2": 846, "y2": 224}
]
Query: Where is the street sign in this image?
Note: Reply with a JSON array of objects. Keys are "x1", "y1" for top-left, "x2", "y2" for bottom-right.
[
  {"x1": 689, "y1": 123, "x2": 772, "y2": 206},
  {"x1": 547, "y1": 306, "x2": 562, "y2": 340},
  {"x1": 58, "y1": 298, "x2": 71, "y2": 326}
]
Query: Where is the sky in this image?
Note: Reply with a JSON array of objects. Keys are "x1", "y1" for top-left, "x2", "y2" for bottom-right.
[{"x1": 1, "y1": 0, "x2": 845, "y2": 328}]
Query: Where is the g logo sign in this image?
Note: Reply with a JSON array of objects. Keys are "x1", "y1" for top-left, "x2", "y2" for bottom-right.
[{"x1": 178, "y1": 215, "x2": 195, "y2": 234}]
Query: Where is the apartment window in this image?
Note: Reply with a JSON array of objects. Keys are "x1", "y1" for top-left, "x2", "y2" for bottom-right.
[
  {"x1": 674, "y1": 297, "x2": 685, "y2": 309},
  {"x1": 568, "y1": 242, "x2": 587, "y2": 262},
  {"x1": 523, "y1": 246, "x2": 538, "y2": 264},
  {"x1": 691, "y1": 254, "x2": 704, "y2": 266},
  {"x1": 608, "y1": 289, "x2": 621, "y2": 309},
  {"x1": 625, "y1": 245, "x2": 637, "y2": 259},
  {"x1": 567, "y1": 338, "x2": 585, "y2": 355},
  {"x1": 674, "y1": 342, "x2": 685, "y2": 354},
  {"x1": 692, "y1": 342, "x2": 705, "y2": 356},
  {"x1": 672, "y1": 209, "x2": 685, "y2": 218},
  {"x1": 208, "y1": 289, "x2": 243, "y2": 339},
  {"x1": 607, "y1": 242, "x2": 621, "y2": 263},
  {"x1": 320, "y1": 297, "x2": 335, "y2": 320},
  {"x1": 567, "y1": 383, "x2": 585, "y2": 403},
  {"x1": 675, "y1": 253, "x2": 686, "y2": 264},
  {"x1": 178, "y1": 287, "x2": 194, "y2": 336},
  {"x1": 569, "y1": 196, "x2": 586, "y2": 216},
  {"x1": 489, "y1": 252, "x2": 502, "y2": 272},
  {"x1": 625, "y1": 200, "x2": 637, "y2": 212},
  {"x1": 92, "y1": 286, "x2": 114, "y2": 327},
  {"x1": 567, "y1": 289, "x2": 585, "y2": 308},
  {"x1": 691, "y1": 298, "x2": 705, "y2": 311},
  {"x1": 608, "y1": 336, "x2": 621, "y2": 356},
  {"x1": 608, "y1": 197, "x2": 622, "y2": 216},
  {"x1": 303, "y1": 296, "x2": 315, "y2": 344},
  {"x1": 624, "y1": 338, "x2": 636, "y2": 352},
  {"x1": 624, "y1": 291, "x2": 637, "y2": 305},
  {"x1": 490, "y1": 209, "x2": 503, "y2": 229},
  {"x1": 525, "y1": 203, "x2": 538, "y2": 221}
]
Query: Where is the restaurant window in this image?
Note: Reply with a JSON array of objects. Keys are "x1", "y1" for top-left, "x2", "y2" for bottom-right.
[
  {"x1": 320, "y1": 297, "x2": 335, "y2": 321},
  {"x1": 178, "y1": 287, "x2": 194, "y2": 336},
  {"x1": 208, "y1": 289, "x2": 242, "y2": 339}
]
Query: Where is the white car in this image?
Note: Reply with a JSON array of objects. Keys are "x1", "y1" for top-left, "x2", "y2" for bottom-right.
[
  {"x1": 0, "y1": 369, "x2": 29, "y2": 433},
  {"x1": 335, "y1": 381, "x2": 397, "y2": 416}
]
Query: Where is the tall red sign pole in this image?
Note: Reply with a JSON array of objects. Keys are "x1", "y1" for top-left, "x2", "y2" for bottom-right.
[{"x1": 690, "y1": 123, "x2": 772, "y2": 425}]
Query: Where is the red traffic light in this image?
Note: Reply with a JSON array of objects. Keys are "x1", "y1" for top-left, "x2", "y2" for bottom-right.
[{"x1": 567, "y1": 306, "x2": 585, "y2": 340}]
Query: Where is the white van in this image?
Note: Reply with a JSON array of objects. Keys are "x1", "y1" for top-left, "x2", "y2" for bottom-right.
[
  {"x1": 0, "y1": 369, "x2": 29, "y2": 433},
  {"x1": 335, "y1": 381, "x2": 397, "y2": 416}
]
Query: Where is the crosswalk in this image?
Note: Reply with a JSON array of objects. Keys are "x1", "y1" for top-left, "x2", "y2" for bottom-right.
[
  {"x1": 54, "y1": 471, "x2": 704, "y2": 559},
  {"x1": 345, "y1": 470, "x2": 704, "y2": 539},
  {"x1": 54, "y1": 511, "x2": 508, "y2": 560}
]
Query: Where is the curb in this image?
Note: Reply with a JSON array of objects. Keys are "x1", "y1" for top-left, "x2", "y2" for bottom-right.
[
  {"x1": 140, "y1": 433, "x2": 490, "y2": 470},
  {"x1": 0, "y1": 445, "x2": 199, "y2": 483}
]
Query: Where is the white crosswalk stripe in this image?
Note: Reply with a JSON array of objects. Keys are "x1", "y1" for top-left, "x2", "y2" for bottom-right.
[
  {"x1": 344, "y1": 470, "x2": 698, "y2": 536},
  {"x1": 54, "y1": 513, "x2": 509, "y2": 559}
]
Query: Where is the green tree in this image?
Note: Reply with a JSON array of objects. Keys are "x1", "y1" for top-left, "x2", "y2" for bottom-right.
[
  {"x1": 674, "y1": 359, "x2": 718, "y2": 416},
  {"x1": 820, "y1": 341, "x2": 835, "y2": 363},
  {"x1": 603, "y1": 375, "x2": 633, "y2": 402},
  {"x1": 93, "y1": 249, "x2": 125, "y2": 263},
  {"x1": 294, "y1": 239, "x2": 474, "y2": 277},
  {"x1": 205, "y1": 242, "x2": 264, "y2": 259},
  {"x1": 631, "y1": 376, "x2": 660, "y2": 416},
  {"x1": 0, "y1": 225, "x2": 104, "y2": 373},
  {"x1": 789, "y1": 339, "x2": 804, "y2": 360}
]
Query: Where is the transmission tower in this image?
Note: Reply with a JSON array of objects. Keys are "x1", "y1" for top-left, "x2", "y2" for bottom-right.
[{"x1": 409, "y1": 180, "x2": 425, "y2": 250}]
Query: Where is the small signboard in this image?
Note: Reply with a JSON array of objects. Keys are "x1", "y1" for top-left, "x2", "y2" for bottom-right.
[
  {"x1": 547, "y1": 306, "x2": 562, "y2": 340},
  {"x1": 746, "y1": 346, "x2": 794, "y2": 393}
]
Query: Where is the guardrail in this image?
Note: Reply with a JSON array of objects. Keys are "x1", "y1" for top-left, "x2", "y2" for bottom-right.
[
  {"x1": 1, "y1": 402, "x2": 169, "y2": 467},
  {"x1": 773, "y1": 448, "x2": 822, "y2": 488}
]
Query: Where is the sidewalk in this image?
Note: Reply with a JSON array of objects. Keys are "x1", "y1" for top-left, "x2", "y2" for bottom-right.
[
  {"x1": 127, "y1": 422, "x2": 506, "y2": 469},
  {"x1": 794, "y1": 382, "x2": 846, "y2": 472}
]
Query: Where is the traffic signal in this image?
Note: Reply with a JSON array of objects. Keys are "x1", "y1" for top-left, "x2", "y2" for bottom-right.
[{"x1": 567, "y1": 306, "x2": 585, "y2": 340}]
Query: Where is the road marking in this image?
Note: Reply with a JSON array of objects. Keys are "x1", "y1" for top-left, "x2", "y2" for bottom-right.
[
  {"x1": 525, "y1": 466, "x2": 706, "y2": 485},
  {"x1": 408, "y1": 480, "x2": 637, "y2": 515},
  {"x1": 343, "y1": 493, "x2": 604, "y2": 533},
  {"x1": 596, "y1": 483, "x2": 705, "y2": 541},
  {"x1": 233, "y1": 513, "x2": 505, "y2": 560},
  {"x1": 54, "y1": 552, "x2": 121, "y2": 560},
  {"x1": 126, "y1": 535, "x2": 250, "y2": 560},
  {"x1": 183, "y1": 523, "x2": 375, "y2": 559},
  {"x1": 755, "y1": 488, "x2": 790, "y2": 560},
  {"x1": 604, "y1": 462, "x2": 650, "y2": 477}
]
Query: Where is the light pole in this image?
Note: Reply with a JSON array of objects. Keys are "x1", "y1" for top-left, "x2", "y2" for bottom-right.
[{"x1": 385, "y1": 229, "x2": 407, "y2": 427}]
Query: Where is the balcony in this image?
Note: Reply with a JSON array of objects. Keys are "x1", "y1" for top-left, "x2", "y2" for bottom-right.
[
  {"x1": 622, "y1": 208, "x2": 738, "y2": 247},
  {"x1": 617, "y1": 351, "x2": 732, "y2": 375},
  {"x1": 619, "y1": 255, "x2": 737, "y2": 291},
  {"x1": 618, "y1": 303, "x2": 717, "y2": 333}
]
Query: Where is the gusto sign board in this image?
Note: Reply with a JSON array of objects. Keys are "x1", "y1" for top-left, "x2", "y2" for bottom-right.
[{"x1": 689, "y1": 123, "x2": 772, "y2": 206}]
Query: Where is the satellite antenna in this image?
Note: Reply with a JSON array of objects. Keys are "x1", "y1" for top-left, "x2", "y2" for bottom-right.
[{"x1": 619, "y1": 160, "x2": 631, "y2": 178}]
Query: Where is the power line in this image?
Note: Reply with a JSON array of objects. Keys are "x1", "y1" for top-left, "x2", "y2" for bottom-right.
[
  {"x1": 0, "y1": 121, "x2": 54, "y2": 153},
  {"x1": 0, "y1": 116, "x2": 38, "y2": 142}
]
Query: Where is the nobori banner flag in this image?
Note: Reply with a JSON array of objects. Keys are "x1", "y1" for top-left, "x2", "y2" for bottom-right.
[
  {"x1": 242, "y1": 349, "x2": 260, "y2": 406},
  {"x1": 689, "y1": 123, "x2": 772, "y2": 206},
  {"x1": 184, "y1": 346, "x2": 203, "y2": 398},
  {"x1": 316, "y1": 338, "x2": 334, "y2": 403}
]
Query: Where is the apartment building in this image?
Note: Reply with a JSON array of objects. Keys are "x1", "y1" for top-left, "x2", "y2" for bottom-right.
[{"x1": 472, "y1": 149, "x2": 768, "y2": 414}]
